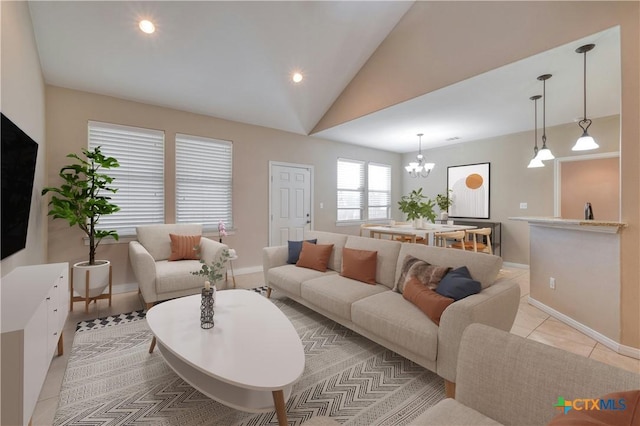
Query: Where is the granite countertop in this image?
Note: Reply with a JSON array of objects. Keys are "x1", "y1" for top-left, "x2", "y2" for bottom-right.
[{"x1": 509, "y1": 216, "x2": 627, "y2": 233}]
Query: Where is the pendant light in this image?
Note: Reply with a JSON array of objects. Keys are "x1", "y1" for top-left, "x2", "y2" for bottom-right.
[
  {"x1": 572, "y1": 44, "x2": 599, "y2": 151},
  {"x1": 527, "y1": 95, "x2": 544, "y2": 168},
  {"x1": 405, "y1": 133, "x2": 435, "y2": 178},
  {"x1": 535, "y1": 74, "x2": 554, "y2": 161}
]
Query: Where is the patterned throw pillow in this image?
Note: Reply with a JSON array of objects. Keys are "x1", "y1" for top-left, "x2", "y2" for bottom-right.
[
  {"x1": 168, "y1": 234, "x2": 201, "y2": 261},
  {"x1": 341, "y1": 247, "x2": 377, "y2": 284},
  {"x1": 403, "y1": 277, "x2": 454, "y2": 325},
  {"x1": 296, "y1": 241, "x2": 334, "y2": 272},
  {"x1": 394, "y1": 254, "x2": 451, "y2": 294}
]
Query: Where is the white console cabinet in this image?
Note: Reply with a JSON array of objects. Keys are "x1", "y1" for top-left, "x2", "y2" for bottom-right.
[{"x1": 1, "y1": 263, "x2": 69, "y2": 426}]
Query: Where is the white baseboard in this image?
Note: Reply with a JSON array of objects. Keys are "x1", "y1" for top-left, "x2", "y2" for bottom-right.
[
  {"x1": 502, "y1": 262, "x2": 529, "y2": 269},
  {"x1": 112, "y1": 266, "x2": 264, "y2": 295},
  {"x1": 528, "y1": 297, "x2": 640, "y2": 360}
]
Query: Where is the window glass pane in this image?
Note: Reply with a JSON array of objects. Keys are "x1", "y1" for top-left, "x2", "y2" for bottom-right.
[
  {"x1": 367, "y1": 163, "x2": 391, "y2": 220},
  {"x1": 337, "y1": 159, "x2": 364, "y2": 221},
  {"x1": 88, "y1": 121, "x2": 165, "y2": 236},
  {"x1": 176, "y1": 134, "x2": 233, "y2": 230},
  {"x1": 368, "y1": 207, "x2": 389, "y2": 219}
]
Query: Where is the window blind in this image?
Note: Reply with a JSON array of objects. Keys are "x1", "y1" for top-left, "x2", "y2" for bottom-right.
[
  {"x1": 368, "y1": 163, "x2": 391, "y2": 219},
  {"x1": 175, "y1": 134, "x2": 233, "y2": 231},
  {"x1": 88, "y1": 121, "x2": 165, "y2": 236},
  {"x1": 337, "y1": 158, "x2": 364, "y2": 221}
]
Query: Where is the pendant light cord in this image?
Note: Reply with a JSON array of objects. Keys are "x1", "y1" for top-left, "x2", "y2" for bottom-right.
[
  {"x1": 583, "y1": 50, "x2": 587, "y2": 120},
  {"x1": 534, "y1": 98, "x2": 539, "y2": 150},
  {"x1": 542, "y1": 79, "x2": 547, "y2": 144}
]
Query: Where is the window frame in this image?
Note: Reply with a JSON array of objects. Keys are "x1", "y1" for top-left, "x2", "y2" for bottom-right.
[{"x1": 336, "y1": 158, "x2": 392, "y2": 225}]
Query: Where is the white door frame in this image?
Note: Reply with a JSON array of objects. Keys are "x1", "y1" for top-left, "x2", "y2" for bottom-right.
[{"x1": 268, "y1": 161, "x2": 315, "y2": 246}]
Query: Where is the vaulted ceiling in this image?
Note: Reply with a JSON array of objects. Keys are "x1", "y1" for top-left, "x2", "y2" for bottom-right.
[{"x1": 28, "y1": 2, "x2": 620, "y2": 153}]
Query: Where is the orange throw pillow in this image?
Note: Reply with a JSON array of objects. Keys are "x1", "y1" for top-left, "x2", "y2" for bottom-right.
[
  {"x1": 296, "y1": 241, "x2": 334, "y2": 272},
  {"x1": 403, "y1": 277, "x2": 454, "y2": 325},
  {"x1": 168, "y1": 234, "x2": 201, "y2": 261},
  {"x1": 341, "y1": 247, "x2": 377, "y2": 284}
]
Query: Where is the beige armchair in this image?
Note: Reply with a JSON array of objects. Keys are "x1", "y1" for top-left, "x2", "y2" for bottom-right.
[{"x1": 129, "y1": 223, "x2": 229, "y2": 309}]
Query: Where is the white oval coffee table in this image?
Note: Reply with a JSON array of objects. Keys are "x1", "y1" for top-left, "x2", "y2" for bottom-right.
[{"x1": 146, "y1": 290, "x2": 305, "y2": 426}]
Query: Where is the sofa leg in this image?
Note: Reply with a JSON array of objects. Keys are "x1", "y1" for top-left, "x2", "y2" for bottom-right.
[
  {"x1": 444, "y1": 379, "x2": 456, "y2": 399},
  {"x1": 145, "y1": 302, "x2": 154, "y2": 311},
  {"x1": 266, "y1": 287, "x2": 272, "y2": 299}
]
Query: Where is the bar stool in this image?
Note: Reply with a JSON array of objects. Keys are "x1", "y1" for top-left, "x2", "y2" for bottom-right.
[{"x1": 433, "y1": 230, "x2": 466, "y2": 249}]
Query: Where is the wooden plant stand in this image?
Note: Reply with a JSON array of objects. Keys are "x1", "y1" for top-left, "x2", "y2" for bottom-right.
[{"x1": 70, "y1": 264, "x2": 113, "y2": 313}]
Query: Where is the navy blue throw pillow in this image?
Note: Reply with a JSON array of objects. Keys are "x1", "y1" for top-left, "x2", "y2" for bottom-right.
[
  {"x1": 436, "y1": 266, "x2": 481, "y2": 301},
  {"x1": 287, "y1": 239, "x2": 317, "y2": 264}
]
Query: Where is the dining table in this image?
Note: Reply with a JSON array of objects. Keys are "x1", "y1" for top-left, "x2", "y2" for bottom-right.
[{"x1": 366, "y1": 223, "x2": 476, "y2": 246}]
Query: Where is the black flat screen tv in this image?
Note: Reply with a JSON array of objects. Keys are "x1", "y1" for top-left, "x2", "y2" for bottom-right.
[{"x1": 1, "y1": 113, "x2": 39, "y2": 260}]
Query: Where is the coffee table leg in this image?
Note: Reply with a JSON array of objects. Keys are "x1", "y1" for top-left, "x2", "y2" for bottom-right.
[
  {"x1": 272, "y1": 390, "x2": 287, "y2": 426},
  {"x1": 149, "y1": 336, "x2": 156, "y2": 353}
]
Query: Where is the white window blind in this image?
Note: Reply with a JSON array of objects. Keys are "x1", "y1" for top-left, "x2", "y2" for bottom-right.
[
  {"x1": 88, "y1": 121, "x2": 165, "y2": 236},
  {"x1": 175, "y1": 134, "x2": 233, "y2": 230},
  {"x1": 368, "y1": 163, "x2": 391, "y2": 220},
  {"x1": 337, "y1": 158, "x2": 364, "y2": 222}
]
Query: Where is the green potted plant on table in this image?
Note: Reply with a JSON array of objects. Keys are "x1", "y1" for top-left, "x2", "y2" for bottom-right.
[
  {"x1": 42, "y1": 146, "x2": 120, "y2": 307},
  {"x1": 397, "y1": 188, "x2": 436, "y2": 227},
  {"x1": 436, "y1": 190, "x2": 454, "y2": 221}
]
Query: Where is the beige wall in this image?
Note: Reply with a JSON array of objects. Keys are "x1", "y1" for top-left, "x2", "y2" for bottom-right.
[
  {"x1": 44, "y1": 86, "x2": 403, "y2": 287},
  {"x1": 0, "y1": 1, "x2": 48, "y2": 276},
  {"x1": 561, "y1": 157, "x2": 619, "y2": 221},
  {"x1": 315, "y1": 1, "x2": 640, "y2": 350},
  {"x1": 403, "y1": 115, "x2": 620, "y2": 265}
]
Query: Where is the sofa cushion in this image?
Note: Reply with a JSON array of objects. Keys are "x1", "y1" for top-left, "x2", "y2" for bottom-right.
[
  {"x1": 305, "y1": 231, "x2": 348, "y2": 272},
  {"x1": 297, "y1": 242, "x2": 334, "y2": 272},
  {"x1": 341, "y1": 247, "x2": 377, "y2": 285},
  {"x1": 301, "y1": 275, "x2": 387, "y2": 321},
  {"x1": 403, "y1": 277, "x2": 454, "y2": 325},
  {"x1": 268, "y1": 265, "x2": 337, "y2": 297},
  {"x1": 168, "y1": 234, "x2": 201, "y2": 261},
  {"x1": 394, "y1": 255, "x2": 451, "y2": 294},
  {"x1": 137, "y1": 223, "x2": 203, "y2": 261},
  {"x1": 287, "y1": 239, "x2": 317, "y2": 264},
  {"x1": 344, "y1": 235, "x2": 401, "y2": 289},
  {"x1": 351, "y1": 291, "x2": 439, "y2": 362},
  {"x1": 436, "y1": 266, "x2": 481, "y2": 300},
  {"x1": 396, "y1": 243, "x2": 502, "y2": 289},
  {"x1": 155, "y1": 259, "x2": 205, "y2": 294},
  {"x1": 409, "y1": 398, "x2": 502, "y2": 425}
]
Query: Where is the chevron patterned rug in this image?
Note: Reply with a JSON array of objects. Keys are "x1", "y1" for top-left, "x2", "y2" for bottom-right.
[{"x1": 54, "y1": 297, "x2": 444, "y2": 425}]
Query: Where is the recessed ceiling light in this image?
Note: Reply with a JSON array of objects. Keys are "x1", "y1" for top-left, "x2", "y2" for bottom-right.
[
  {"x1": 139, "y1": 20, "x2": 155, "y2": 34},
  {"x1": 292, "y1": 72, "x2": 303, "y2": 83}
]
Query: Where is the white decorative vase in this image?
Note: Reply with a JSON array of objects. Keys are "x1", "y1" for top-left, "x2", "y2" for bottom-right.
[
  {"x1": 440, "y1": 211, "x2": 449, "y2": 221},
  {"x1": 72, "y1": 260, "x2": 111, "y2": 298},
  {"x1": 415, "y1": 218, "x2": 423, "y2": 228}
]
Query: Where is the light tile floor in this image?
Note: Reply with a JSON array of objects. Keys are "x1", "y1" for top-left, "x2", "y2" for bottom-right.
[{"x1": 31, "y1": 268, "x2": 639, "y2": 425}]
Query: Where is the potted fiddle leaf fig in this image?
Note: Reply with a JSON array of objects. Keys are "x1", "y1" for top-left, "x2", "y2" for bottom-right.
[
  {"x1": 42, "y1": 146, "x2": 120, "y2": 303},
  {"x1": 398, "y1": 188, "x2": 436, "y2": 226}
]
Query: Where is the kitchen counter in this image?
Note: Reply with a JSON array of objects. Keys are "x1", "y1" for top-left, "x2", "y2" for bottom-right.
[{"x1": 509, "y1": 216, "x2": 626, "y2": 233}]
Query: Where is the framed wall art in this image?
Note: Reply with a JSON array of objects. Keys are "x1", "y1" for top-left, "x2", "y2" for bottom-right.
[{"x1": 447, "y1": 162, "x2": 490, "y2": 219}]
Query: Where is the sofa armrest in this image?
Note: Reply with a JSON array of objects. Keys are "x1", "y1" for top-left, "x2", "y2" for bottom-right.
[
  {"x1": 263, "y1": 245, "x2": 288, "y2": 286},
  {"x1": 198, "y1": 237, "x2": 229, "y2": 286},
  {"x1": 436, "y1": 279, "x2": 520, "y2": 382},
  {"x1": 129, "y1": 241, "x2": 158, "y2": 304}
]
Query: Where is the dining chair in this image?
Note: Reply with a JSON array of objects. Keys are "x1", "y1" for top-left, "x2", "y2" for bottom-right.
[
  {"x1": 433, "y1": 230, "x2": 466, "y2": 249},
  {"x1": 451, "y1": 228, "x2": 493, "y2": 254}
]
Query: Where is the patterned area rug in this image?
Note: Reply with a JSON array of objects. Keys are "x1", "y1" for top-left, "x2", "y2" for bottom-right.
[{"x1": 55, "y1": 297, "x2": 444, "y2": 425}]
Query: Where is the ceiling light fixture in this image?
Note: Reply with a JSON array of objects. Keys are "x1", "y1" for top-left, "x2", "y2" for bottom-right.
[
  {"x1": 527, "y1": 95, "x2": 544, "y2": 168},
  {"x1": 535, "y1": 74, "x2": 554, "y2": 161},
  {"x1": 405, "y1": 133, "x2": 434, "y2": 178},
  {"x1": 139, "y1": 20, "x2": 155, "y2": 34},
  {"x1": 292, "y1": 72, "x2": 303, "y2": 83},
  {"x1": 572, "y1": 44, "x2": 599, "y2": 151}
]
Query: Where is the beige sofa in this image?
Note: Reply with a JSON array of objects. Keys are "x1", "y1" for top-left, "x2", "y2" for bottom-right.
[
  {"x1": 263, "y1": 230, "x2": 521, "y2": 394},
  {"x1": 302, "y1": 323, "x2": 640, "y2": 425},
  {"x1": 129, "y1": 223, "x2": 229, "y2": 309}
]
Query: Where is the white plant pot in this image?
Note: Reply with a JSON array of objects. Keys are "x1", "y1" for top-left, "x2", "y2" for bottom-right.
[
  {"x1": 415, "y1": 218, "x2": 423, "y2": 228},
  {"x1": 440, "y1": 211, "x2": 449, "y2": 221},
  {"x1": 72, "y1": 260, "x2": 111, "y2": 298}
]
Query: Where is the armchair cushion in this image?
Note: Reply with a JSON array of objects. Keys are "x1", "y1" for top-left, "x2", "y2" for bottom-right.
[{"x1": 168, "y1": 234, "x2": 201, "y2": 261}]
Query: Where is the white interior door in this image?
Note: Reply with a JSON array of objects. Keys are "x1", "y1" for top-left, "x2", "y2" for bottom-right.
[{"x1": 269, "y1": 163, "x2": 312, "y2": 246}]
